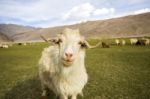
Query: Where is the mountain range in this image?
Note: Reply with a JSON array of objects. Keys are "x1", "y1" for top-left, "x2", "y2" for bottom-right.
[{"x1": 0, "y1": 12, "x2": 150, "y2": 42}]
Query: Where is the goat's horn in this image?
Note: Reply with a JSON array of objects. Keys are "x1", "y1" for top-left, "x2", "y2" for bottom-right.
[
  {"x1": 85, "y1": 40, "x2": 101, "y2": 49},
  {"x1": 40, "y1": 35, "x2": 49, "y2": 42}
]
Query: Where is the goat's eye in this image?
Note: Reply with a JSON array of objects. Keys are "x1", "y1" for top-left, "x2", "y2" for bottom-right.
[
  {"x1": 79, "y1": 41, "x2": 87, "y2": 48},
  {"x1": 57, "y1": 39, "x2": 62, "y2": 44}
]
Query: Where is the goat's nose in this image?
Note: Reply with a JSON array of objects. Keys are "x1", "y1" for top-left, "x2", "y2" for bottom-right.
[{"x1": 65, "y1": 53, "x2": 73, "y2": 58}]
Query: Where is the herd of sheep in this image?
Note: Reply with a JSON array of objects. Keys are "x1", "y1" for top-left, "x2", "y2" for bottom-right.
[
  {"x1": 0, "y1": 42, "x2": 35, "y2": 48},
  {"x1": 101, "y1": 37, "x2": 149, "y2": 48},
  {"x1": 115, "y1": 38, "x2": 150, "y2": 46},
  {"x1": 0, "y1": 43, "x2": 12, "y2": 48}
]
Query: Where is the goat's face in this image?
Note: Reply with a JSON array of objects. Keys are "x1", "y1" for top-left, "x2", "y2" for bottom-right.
[
  {"x1": 51, "y1": 28, "x2": 88, "y2": 67},
  {"x1": 41, "y1": 28, "x2": 100, "y2": 67}
]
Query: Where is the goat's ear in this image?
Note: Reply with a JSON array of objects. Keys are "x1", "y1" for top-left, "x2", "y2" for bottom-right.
[
  {"x1": 81, "y1": 40, "x2": 101, "y2": 49},
  {"x1": 40, "y1": 35, "x2": 62, "y2": 45},
  {"x1": 79, "y1": 41, "x2": 88, "y2": 49},
  {"x1": 49, "y1": 38, "x2": 62, "y2": 45}
]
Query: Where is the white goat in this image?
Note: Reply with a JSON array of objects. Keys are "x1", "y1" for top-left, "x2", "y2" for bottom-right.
[
  {"x1": 0, "y1": 44, "x2": 9, "y2": 48},
  {"x1": 130, "y1": 38, "x2": 138, "y2": 45},
  {"x1": 142, "y1": 38, "x2": 150, "y2": 45},
  {"x1": 23, "y1": 43, "x2": 27, "y2": 46},
  {"x1": 145, "y1": 39, "x2": 150, "y2": 45},
  {"x1": 115, "y1": 39, "x2": 120, "y2": 45},
  {"x1": 39, "y1": 28, "x2": 100, "y2": 99},
  {"x1": 3, "y1": 44, "x2": 9, "y2": 48}
]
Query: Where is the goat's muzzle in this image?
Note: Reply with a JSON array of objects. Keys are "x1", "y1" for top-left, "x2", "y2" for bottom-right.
[{"x1": 62, "y1": 57, "x2": 73, "y2": 67}]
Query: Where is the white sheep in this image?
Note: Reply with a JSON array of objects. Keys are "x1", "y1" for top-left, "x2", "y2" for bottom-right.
[
  {"x1": 2, "y1": 44, "x2": 9, "y2": 48},
  {"x1": 39, "y1": 28, "x2": 100, "y2": 99},
  {"x1": 142, "y1": 38, "x2": 150, "y2": 45},
  {"x1": 23, "y1": 43, "x2": 27, "y2": 46},
  {"x1": 0, "y1": 43, "x2": 9, "y2": 48},
  {"x1": 115, "y1": 39, "x2": 120, "y2": 45},
  {"x1": 130, "y1": 38, "x2": 138, "y2": 45},
  {"x1": 145, "y1": 39, "x2": 150, "y2": 45}
]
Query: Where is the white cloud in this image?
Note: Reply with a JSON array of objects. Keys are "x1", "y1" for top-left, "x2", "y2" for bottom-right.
[
  {"x1": 1, "y1": 0, "x2": 149, "y2": 27},
  {"x1": 93, "y1": 8, "x2": 115, "y2": 16},
  {"x1": 134, "y1": 8, "x2": 150, "y2": 14},
  {"x1": 63, "y1": 2, "x2": 115, "y2": 21},
  {"x1": 63, "y1": 3, "x2": 94, "y2": 20}
]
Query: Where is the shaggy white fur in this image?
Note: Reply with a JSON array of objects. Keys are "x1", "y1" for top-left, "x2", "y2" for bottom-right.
[{"x1": 39, "y1": 28, "x2": 88, "y2": 99}]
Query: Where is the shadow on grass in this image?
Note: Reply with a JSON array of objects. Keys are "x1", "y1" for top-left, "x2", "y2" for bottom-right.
[{"x1": 4, "y1": 76, "x2": 57, "y2": 99}]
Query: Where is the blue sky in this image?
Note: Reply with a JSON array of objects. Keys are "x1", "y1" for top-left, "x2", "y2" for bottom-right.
[{"x1": 0, "y1": 0, "x2": 150, "y2": 27}]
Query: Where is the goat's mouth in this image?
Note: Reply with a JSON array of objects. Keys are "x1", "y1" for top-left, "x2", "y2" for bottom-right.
[{"x1": 62, "y1": 59, "x2": 73, "y2": 67}]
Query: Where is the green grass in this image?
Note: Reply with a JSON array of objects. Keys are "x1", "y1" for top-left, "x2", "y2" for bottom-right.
[{"x1": 0, "y1": 42, "x2": 150, "y2": 99}]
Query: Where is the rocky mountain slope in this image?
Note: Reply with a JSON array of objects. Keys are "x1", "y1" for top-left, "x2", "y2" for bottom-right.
[{"x1": 0, "y1": 12, "x2": 150, "y2": 42}]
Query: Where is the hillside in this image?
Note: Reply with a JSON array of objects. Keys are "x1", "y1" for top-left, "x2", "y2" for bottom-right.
[
  {"x1": 0, "y1": 24, "x2": 37, "y2": 41},
  {"x1": 0, "y1": 12, "x2": 150, "y2": 42},
  {"x1": 16, "y1": 12, "x2": 150, "y2": 41},
  {"x1": 0, "y1": 33, "x2": 11, "y2": 42}
]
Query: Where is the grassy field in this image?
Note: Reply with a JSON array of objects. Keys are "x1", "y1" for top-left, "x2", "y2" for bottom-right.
[{"x1": 0, "y1": 41, "x2": 150, "y2": 99}]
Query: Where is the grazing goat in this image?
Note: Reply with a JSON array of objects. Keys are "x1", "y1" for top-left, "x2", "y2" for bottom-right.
[
  {"x1": 0, "y1": 44, "x2": 9, "y2": 48},
  {"x1": 115, "y1": 39, "x2": 120, "y2": 45},
  {"x1": 3, "y1": 44, "x2": 8, "y2": 48},
  {"x1": 18, "y1": 43, "x2": 22, "y2": 45},
  {"x1": 136, "y1": 40, "x2": 146, "y2": 45},
  {"x1": 101, "y1": 42, "x2": 109, "y2": 48},
  {"x1": 145, "y1": 39, "x2": 150, "y2": 45},
  {"x1": 23, "y1": 43, "x2": 27, "y2": 46},
  {"x1": 130, "y1": 38, "x2": 138, "y2": 45},
  {"x1": 142, "y1": 38, "x2": 150, "y2": 45},
  {"x1": 39, "y1": 28, "x2": 100, "y2": 99}
]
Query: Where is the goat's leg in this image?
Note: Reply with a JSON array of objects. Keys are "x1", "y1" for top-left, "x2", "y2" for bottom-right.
[
  {"x1": 41, "y1": 89, "x2": 47, "y2": 97},
  {"x1": 41, "y1": 83, "x2": 48, "y2": 97},
  {"x1": 71, "y1": 94, "x2": 77, "y2": 99}
]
